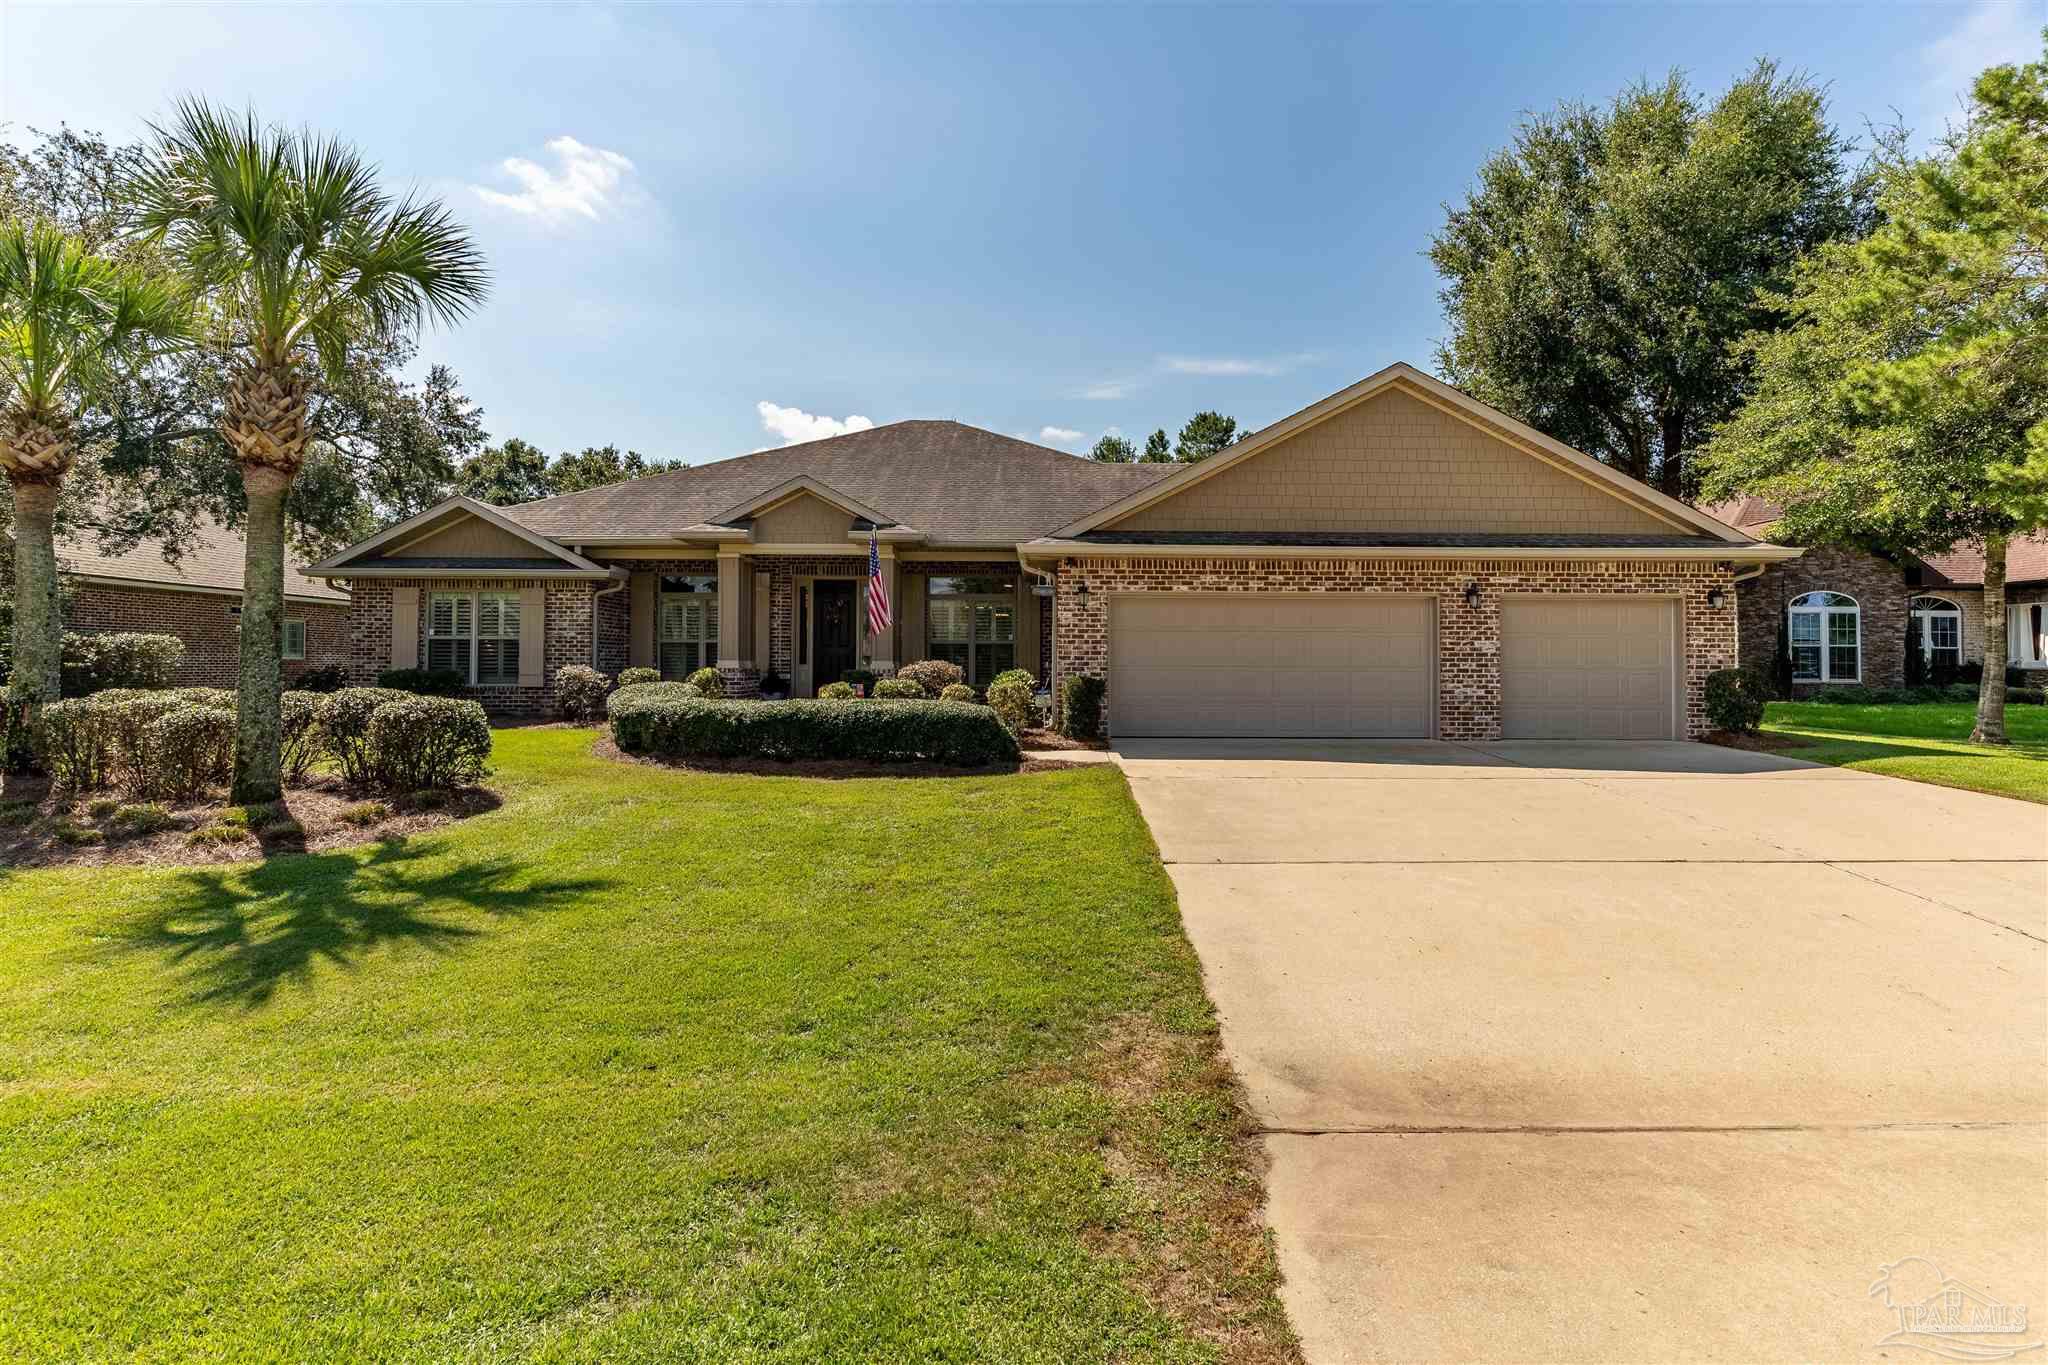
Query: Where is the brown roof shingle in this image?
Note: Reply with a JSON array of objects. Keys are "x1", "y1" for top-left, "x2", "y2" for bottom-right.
[
  {"x1": 58, "y1": 517, "x2": 350, "y2": 604},
  {"x1": 503, "y1": 420, "x2": 1178, "y2": 544},
  {"x1": 1696, "y1": 497, "x2": 2048, "y2": 586}
]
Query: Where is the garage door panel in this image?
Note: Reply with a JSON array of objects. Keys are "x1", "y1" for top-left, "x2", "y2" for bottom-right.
[
  {"x1": 1501, "y1": 599, "x2": 1675, "y2": 741},
  {"x1": 1112, "y1": 596, "x2": 1434, "y2": 738}
]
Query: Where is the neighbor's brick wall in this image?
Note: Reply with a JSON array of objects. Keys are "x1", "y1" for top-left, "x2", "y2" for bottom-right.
[
  {"x1": 66, "y1": 582, "x2": 348, "y2": 687},
  {"x1": 1734, "y1": 547, "x2": 1911, "y2": 691},
  {"x1": 348, "y1": 578, "x2": 596, "y2": 716},
  {"x1": 1052, "y1": 556, "x2": 1736, "y2": 741}
]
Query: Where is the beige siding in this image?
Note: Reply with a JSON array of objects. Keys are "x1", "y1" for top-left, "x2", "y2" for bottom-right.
[
  {"x1": 398, "y1": 513, "x2": 545, "y2": 559},
  {"x1": 1108, "y1": 387, "x2": 1680, "y2": 536},
  {"x1": 752, "y1": 493, "x2": 853, "y2": 544}
]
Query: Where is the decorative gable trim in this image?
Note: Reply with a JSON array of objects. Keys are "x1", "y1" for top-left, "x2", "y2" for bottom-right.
[
  {"x1": 702, "y1": 475, "x2": 900, "y2": 531},
  {"x1": 307, "y1": 496, "x2": 608, "y2": 576}
]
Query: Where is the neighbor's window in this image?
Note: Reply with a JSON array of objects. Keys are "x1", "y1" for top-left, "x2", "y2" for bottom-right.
[
  {"x1": 659, "y1": 575, "x2": 718, "y2": 680},
  {"x1": 1788, "y1": 591, "x2": 1859, "y2": 683},
  {"x1": 2009, "y1": 603, "x2": 2047, "y2": 668},
  {"x1": 926, "y1": 575, "x2": 1017, "y2": 686},
  {"x1": 282, "y1": 618, "x2": 307, "y2": 661},
  {"x1": 427, "y1": 591, "x2": 520, "y2": 685},
  {"x1": 1909, "y1": 596, "x2": 1961, "y2": 672}
]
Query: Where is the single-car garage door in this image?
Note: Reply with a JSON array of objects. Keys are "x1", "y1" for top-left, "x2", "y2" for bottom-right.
[
  {"x1": 1500, "y1": 598, "x2": 1676, "y2": 739},
  {"x1": 1110, "y1": 595, "x2": 1433, "y2": 737}
]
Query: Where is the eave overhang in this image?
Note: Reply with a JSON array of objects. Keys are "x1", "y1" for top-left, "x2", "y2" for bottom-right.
[{"x1": 1019, "y1": 537, "x2": 1805, "y2": 564}]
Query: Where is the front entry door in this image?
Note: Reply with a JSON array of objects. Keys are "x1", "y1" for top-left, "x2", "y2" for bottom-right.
[{"x1": 813, "y1": 580, "x2": 857, "y2": 694}]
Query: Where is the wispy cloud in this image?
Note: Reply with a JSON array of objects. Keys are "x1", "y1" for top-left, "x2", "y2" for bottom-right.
[
  {"x1": 756, "y1": 401, "x2": 875, "y2": 445},
  {"x1": 1039, "y1": 425, "x2": 1085, "y2": 445},
  {"x1": 1921, "y1": 1, "x2": 2040, "y2": 134},
  {"x1": 1160, "y1": 352, "x2": 1317, "y2": 378},
  {"x1": 1077, "y1": 379, "x2": 1132, "y2": 400},
  {"x1": 472, "y1": 136, "x2": 637, "y2": 224}
]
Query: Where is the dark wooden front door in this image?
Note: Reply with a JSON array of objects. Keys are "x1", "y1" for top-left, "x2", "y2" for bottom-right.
[{"x1": 813, "y1": 580, "x2": 857, "y2": 693}]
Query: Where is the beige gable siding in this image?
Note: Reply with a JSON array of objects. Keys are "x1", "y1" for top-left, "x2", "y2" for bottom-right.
[
  {"x1": 752, "y1": 493, "x2": 853, "y2": 544},
  {"x1": 398, "y1": 514, "x2": 547, "y2": 559},
  {"x1": 1107, "y1": 387, "x2": 1683, "y2": 536}
]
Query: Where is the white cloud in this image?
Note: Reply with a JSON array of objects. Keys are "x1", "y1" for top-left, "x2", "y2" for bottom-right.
[
  {"x1": 1078, "y1": 379, "x2": 1132, "y2": 400},
  {"x1": 1160, "y1": 352, "x2": 1316, "y2": 378},
  {"x1": 1039, "y1": 425, "x2": 1085, "y2": 445},
  {"x1": 473, "y1": 136, "x2": 637, "y2": 224},
  {"x1": 756, "y1": 401, "x2": 875, "y2": 445},
  {"x1": 1923, "y1": 2, "x2": 2040, "y2": 133}
]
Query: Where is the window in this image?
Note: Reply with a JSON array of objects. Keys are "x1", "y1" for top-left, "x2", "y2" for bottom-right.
[
  {"x1": 427, "y1": 591, "x2": 520, "y2": 685},
  {"x1": 282, "y1": 619, "x2": 306, "y2": 661},
  {"x1": 2010, "y1": 603, "x2": 2047, "y2": 668},
  {"x1": 1788, "y1": 591, "x2": 1859, "y2": 682},
  {"x1": 1909, "y1": 596, "x2": 1961, "y2": 672},
  {"x1": 659, "y1": 575, "x2": 718, "y2": 679},
  {"x1": 926, "y1": 575, "x2": 1017, "y2": 685}
]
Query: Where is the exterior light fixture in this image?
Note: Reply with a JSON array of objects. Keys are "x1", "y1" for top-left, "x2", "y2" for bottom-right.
[
  {"x1": 1462, "y1": 582, "x2": 1481, "y2": 608},
  {"x1": 1707, "y1": 587, "x2": 1728, "y2": 609},
  {"x1": 1075, "y1": 579, "x2": 1091, "y2": 601}
]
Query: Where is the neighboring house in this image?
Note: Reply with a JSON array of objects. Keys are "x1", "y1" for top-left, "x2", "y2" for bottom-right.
[
  {"x1": 310, "y1": 363, "x2": 1798, "y2": 739},
  {"x1": 56, "y1": 517, "x2": 351, "y2": 688},
  {"x1": 1702, "y1": 496, "x2": 2048, "y2": 690}
]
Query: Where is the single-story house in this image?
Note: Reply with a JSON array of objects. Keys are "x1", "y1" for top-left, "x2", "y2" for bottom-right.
[
  {"x1": 1702, "y1": 496, "x2": 2048, "y2": 690},
  {"x1": 308, "y1": 363, "x2": 1802, "y2": 740},
  {"x1": 57, "y1": 516, "x2": 351, "y2": 688}
]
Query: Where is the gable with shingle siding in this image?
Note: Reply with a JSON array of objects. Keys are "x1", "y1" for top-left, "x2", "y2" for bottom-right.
[
  {"x1": 750, "y1": 492, "x2": 856, "y2": 542},
  {"x1": 1106, "y1": 387, "x2": 1687, "y2": 537}
]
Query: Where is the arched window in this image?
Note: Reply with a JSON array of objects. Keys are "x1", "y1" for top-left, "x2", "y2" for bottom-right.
[
  {"x1": 1909, "y1": 595, "x2": 1962, "y2": 672},
  {"x1": 1788, "y1": 591, "x2": 1860, "y2": 682}
]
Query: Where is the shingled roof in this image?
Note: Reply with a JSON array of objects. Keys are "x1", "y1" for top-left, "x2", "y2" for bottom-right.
[
  {"x1": 503, "y1": 420, "x2": 1178, "y2": 544},
  {"x1": 57, "y1": 517, "x2": 349, "y2": 604},
  {"x1": 1698, "y1": 498, "x2": 2048, "y2": 587}
]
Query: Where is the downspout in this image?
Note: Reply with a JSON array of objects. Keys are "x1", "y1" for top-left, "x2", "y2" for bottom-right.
[{"x1": 591, "y1": 576, "x2": 627, "y2": 670}]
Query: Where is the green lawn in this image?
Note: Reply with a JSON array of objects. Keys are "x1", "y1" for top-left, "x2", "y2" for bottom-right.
[
  {"x1": 0, "y1": 730, "x2": 1292, "y2": 1363},
  {"x1": 1763, "y1": 700, "x2": 2048, "y2": 803}
]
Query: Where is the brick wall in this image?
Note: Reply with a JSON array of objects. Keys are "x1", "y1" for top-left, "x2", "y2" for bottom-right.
[
  {"x1": 348, "y1": 577, "x2": 598, "y2": 716},
  {"x1": 66, "y1": 582, "x2": 349, "y2": 688},
  {"x1": 1051, "y1": 556, "x2": 1736, "y2": 741},
  {"x1": 1734, "y1": 547, "x2": 1911, "y2": 691}
]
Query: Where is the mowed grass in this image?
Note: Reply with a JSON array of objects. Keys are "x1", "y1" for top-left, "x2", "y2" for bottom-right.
[
  {"x1": 0, "y1": 729, "x2": 1292, "y2": 1363},
  {"x1": 1764, "y1": 700, "x2": 2048, "y2": 803}
]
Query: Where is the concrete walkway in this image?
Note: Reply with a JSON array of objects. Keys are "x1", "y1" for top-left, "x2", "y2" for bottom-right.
[{"x1": 1119, "y1": 739, "x2": 2048, "y2": 1363}]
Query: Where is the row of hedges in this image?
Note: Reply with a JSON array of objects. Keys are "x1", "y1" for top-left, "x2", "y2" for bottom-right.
[
  {"x1": 59, "y1": 632, "x2": 184, "y2": 696},
  {"x1": 35, "y1": 686, "x2": 489, "y2": 795},
  {"x1": 607, "y1": 684, "x2": 1019, "y2": 767}
]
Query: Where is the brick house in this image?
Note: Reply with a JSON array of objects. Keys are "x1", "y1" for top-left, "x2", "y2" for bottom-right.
[
  {"x1": 56, "y1": 517, "x2": 351, "y2": 688},
  {"x1": 312, "y1": 364, "x2": 1799, "y2": 739},
  {"x1": 1703, "y1": 496, "x2": 2048, "y2": 691}
]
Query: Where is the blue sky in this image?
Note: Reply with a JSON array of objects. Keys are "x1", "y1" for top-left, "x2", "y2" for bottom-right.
[{"x1": 3, "y1": 1, "x2": 2042, "y2": 464}]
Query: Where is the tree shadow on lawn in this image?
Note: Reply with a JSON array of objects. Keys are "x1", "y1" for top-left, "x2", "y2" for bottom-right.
[{"x1": 104, "y1": 836, "x2": 614, "y2": 1008}]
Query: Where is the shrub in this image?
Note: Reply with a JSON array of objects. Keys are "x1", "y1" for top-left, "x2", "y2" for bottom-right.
[
  {"x1": 377, "y1": 667, "x2": 468, "y2": 696},
  {"x1": 939, "y1": 683, "x2": 976, "y2": 703},
  {"x1": 894, "y1": 659, "x2": 964, "y2": 697},
  {"x1": 841, "y1": 668, "x2": 877, "y2": 694},
  {"x1": 34, "y1": 697, "x2": 117, "y2": 791},
  {"x1": 143, "y1": 705, "x2": 236, "y2": 800},
  {"x1": 1060, "y1": 675, "x2": 1105, "y2": 741},
  {"x1": 2011, "y1": 686, "x2": 2046, "y2": 706},
  {"x1": 59, "y1": 631, "x2": 184, "y2": 696},
  {"x1": 817, "y1": 680, "x2": 855, "y2": 700},
  {"x1": 339, "y1": 800, "x2": 389, "y2": 827},
  {"x1": 1703, "y1": 667, "x2": 1768, "y2": 735},
  {"x1": 187, "y1": 821, "x2": 247, "y2": 846},
  {"x1": 617, "y1": 666, "x2": 661, "y2": 689},
  {"x1": 872, "y1": 678, "x2": 922, "y2": 700},
  {"x1": 986, "y1": 676, "x2": 1034, "y2": 734},
  {"x1": 555, "y1": 664, "x2": 612, "y2": 722},
  {"x1": 990, "y1": 668, "x2": 1037, "y2": 693},
  {"x1": 608, "y1": 692, "x2": 1020, "y2": 767},
  {"x1": 280, "y1": 691, "x2": 327, "y2": 784},
  {"x1": 318, "y1": 687, "x2": 413, "y2": 785},
  {"x1": 51, "y1": 818, "x2": 104, "y2": 846},
  {"x1": 1, "y1": 798, "x2": 37, "y2": 827},
  {"x1": 294, "y1": 661, "x2": 348, "y2": 693},
  {"x1": 1807, "y1": 685, "x2": 1873, "y2": 705},
  {"x1": 685, "y1": 666, "x2": 725, "y2": 698},
  {"x1": 87, "y1": 797, "x2": 119, "y2": 818},
  {"x1": 112, "y1": 802, "x2": 176, "y2": 834},
  {"x1": 366, "y1": 697, "x2": 492, "y2": 791}
]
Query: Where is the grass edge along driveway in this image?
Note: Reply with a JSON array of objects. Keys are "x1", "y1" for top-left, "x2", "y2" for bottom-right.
[
  {"x1": 1763, "y1": 699, "x2": 2048, "y2": 803},
  {"x1": 0, "y1": 728, "x2": 1297, "y2": 1364}
]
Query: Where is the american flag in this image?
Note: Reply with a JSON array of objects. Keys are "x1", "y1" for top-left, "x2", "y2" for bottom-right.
[{"x1": 866, "y1": 533, "x2": 892, "y2": 635}]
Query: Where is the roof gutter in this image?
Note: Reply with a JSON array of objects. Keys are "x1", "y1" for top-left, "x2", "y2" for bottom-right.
[{"x1": 1018, "y1": 539, "x2": 1806, "y2": 564}]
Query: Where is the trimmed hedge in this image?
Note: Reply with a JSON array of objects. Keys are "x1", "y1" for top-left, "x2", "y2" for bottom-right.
[
  {"x1": 555, "y1": 664, "x2": 611, "y2": 722},
  {"x1": 685, "y1": 666, "x2": 725, "y2": 697},
  {"x1": 1060, "y1": 675, "x2": 1105, "y2": 741},
  {"x1": 60, "y1": 631, "x2": 185, "y2": 696},
  {"x1": 319, "y1": 687, "x2": 414, "y2": 785},
  {"x1": 617, "y1": 667, "x2": 661, "y2": 689},
  {"x1": 35, "y1": 687, "x2": 240, "y2": 792},
  {"x1": 608, "y1": 691, "x2": 1019, "y2": 767},
  {"x1": 939, "y1": 683, "x2": 976, "y2": 703},
  {"x1": 145, "y1": 706, "x2": 235, "y2": 799},
  {"x1": 377, "y1": 667, "x2": 468, "y2": 696},
  {"x1": 894, "y1": 659, "x2": 963, "y2": 696},
  {"x1": 366, "y1": 696, "x2": 492, "y2": 791},
  {"x1": 279, "y1": 691, "x2": 326, "y2": 783},
  {"x1": 1704, "y1": 667, "x2": 1769, "y2": 735},
  {"x1": 817, "y1": 680, "x2": 855, "y2": 700},
  {"x1": 872, "y1": 678, "x2": 922, "y2": 700},
  {"x1": 986, "y1": 676, "x2": 1034, "y2": 734}
]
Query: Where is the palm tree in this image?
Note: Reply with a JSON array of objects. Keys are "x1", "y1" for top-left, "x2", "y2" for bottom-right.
[
  {"x1": 0, "y1": 220, "x2": 190, "y2": 712},
  {"x1": 127, "y1": 101, "x2": 488, "y2": 801}
]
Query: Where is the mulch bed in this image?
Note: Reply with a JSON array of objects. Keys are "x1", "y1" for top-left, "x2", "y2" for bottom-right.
[
  {"x1": 1700, "y1": 729, "x2": 1816, "y2": 753},
  {"x1": 1019, "y1": 727, "x2": 1108, "y2": 751},
  {"x1": 0, "y1": 774, "x2": 499, "y2": 870},
  {"x1": 593, "y1": 732, "x2": 1083, "y2": 779}
]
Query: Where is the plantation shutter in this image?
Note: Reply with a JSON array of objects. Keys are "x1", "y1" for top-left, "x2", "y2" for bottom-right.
[
  {"x1": 630, "y1": 572, "x2": 656, "y2": 668},
  {"x1": 391, "y1": 586, "x2": 420, "y2": 668},
  {"x1": 518, "y1": 585, "x2": 546, "y2": 687}
]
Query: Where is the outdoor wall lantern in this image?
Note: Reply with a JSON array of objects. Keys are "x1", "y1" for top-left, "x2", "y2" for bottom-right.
[
  {"x1": 1075, "y1": 579, "x2": 1091, "y2": 601},
  {"x1": 1706, "y1": 587, "x2": 1727, "y2": 609},
  {"x1": 1462, "y1": 582, "x2": 1481, "y2": 609}
]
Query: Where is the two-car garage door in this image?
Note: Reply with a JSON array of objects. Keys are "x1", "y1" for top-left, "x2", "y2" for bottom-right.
[{"x1": 1108, "y1": 594, "x2": 1677, "y2": 740}]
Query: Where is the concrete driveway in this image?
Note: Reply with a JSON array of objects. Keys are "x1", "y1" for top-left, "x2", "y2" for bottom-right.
[{"x1": 1120, "y1": 739, "x2": 2048, "y2": 1364}]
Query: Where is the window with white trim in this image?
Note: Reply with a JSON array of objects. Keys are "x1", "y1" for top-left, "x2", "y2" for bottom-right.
[
  {"x1": 926, "y1": 575, "x2": 1016, "y2": 686},
  {"x1": 1788, "y1": 591, "x2": 1860, "y2": 682},
  {"x1": 282, "y1": 618, "x2": 307, "y2": 661},
  {"x1": 2010, "y1": 603, "x2": 2047, "y2": 668},
  {"x1": 1909, "y1": 596, "x2": 1961, "y2": 672},
  {"x1": 658, "y1": 575, "x2": 718, "y2": 680},
  {"x1": 427, "y1": 590, "x2": 520, "y2": 685}
]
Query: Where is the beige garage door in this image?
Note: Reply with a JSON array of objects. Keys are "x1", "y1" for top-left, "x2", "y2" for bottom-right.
[
  {"x1": 1110, "y1": 596, "x2": 1433, "y2": 737},
  {"x1": 1500, "y1": 598, "x2": 1676, "y2": 739}
]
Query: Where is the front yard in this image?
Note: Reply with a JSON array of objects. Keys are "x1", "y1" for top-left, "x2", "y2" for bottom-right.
[
  {"x1": 0, "y1": 729, "x2": 1293, "y2": 1362},
  {"x1": 1763, "y1": 700, "x2": 2048, "y2": 803}
]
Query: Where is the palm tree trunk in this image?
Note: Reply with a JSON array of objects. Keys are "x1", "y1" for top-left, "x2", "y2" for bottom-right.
[
  {"x1": 9, "y1": 478, "x2": 64, "y2": 705},
  {"x1": 231, "y1": 463, "x2": 291, "y2": 802},
  {"x1": 1972, "y1": 534, "x2": 2009, "y2": 746}
]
